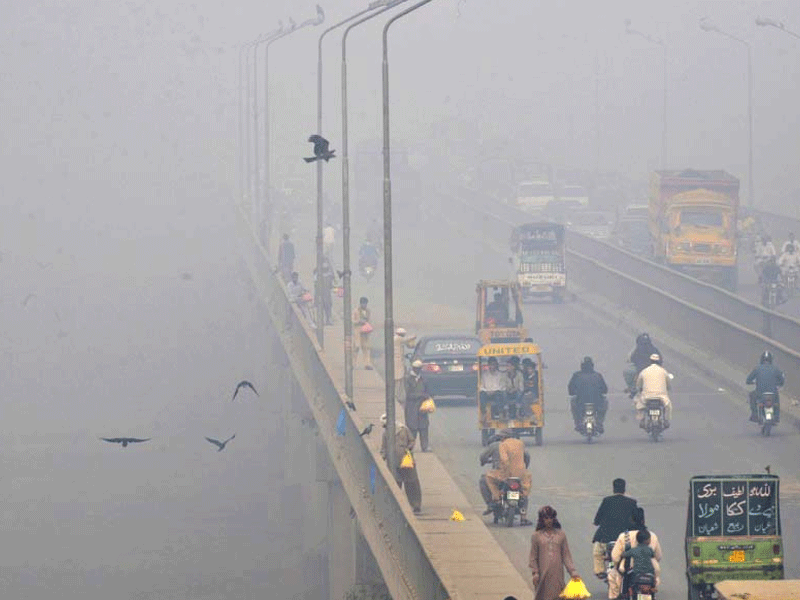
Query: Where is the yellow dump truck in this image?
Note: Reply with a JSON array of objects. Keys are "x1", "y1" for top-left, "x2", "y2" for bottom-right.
[{"x1": 650, "y1": 170, "x2": 740, "y2": 291}]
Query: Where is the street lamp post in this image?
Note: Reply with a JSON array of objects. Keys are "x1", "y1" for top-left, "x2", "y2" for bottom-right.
[
  {"x1": 700, "y1": 18, "x2": 754, "y2": 208},
  {"x1": 263, "y1": 7, "x2": 325, "y2": 251},
  {"x1": 381, "y1": 0, "x2": 438, "y2": 476},
  {"x1": 251, "y1": 26, "x2": 284, "y2": 228},
  {"x1": 756, "y1": 16, "x2": 800, "y2": 40},
  {"x1": 340, "y1": 0, "x2": 408, "y2": 406},
  {"x1": 314, "y1": 5, "x2": 379, "y2": 348},
  {"x1": 625, "y1": 19, "x2": 667, "y2": 169}
]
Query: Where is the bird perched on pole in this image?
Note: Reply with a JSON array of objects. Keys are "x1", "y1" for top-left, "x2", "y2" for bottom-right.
[{"x1": 304, "y1": 135, "x2": 336, "y2": 163}]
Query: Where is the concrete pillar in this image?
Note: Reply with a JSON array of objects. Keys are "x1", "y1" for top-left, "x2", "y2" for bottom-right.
[{"x1": 327, "y1": 480, "x2": 355, "y2": 600}]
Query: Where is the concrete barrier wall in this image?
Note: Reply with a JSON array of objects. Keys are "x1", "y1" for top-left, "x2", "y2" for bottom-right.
[{"x1": 235, "y1": 208, "x2": 448, "y2": 600}]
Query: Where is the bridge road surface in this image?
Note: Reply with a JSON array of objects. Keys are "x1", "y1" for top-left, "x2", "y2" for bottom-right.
[
  {"x1": 0, "y1": 194, "x2": 317, "y2": 598},
  {"x1": 297, "y1": 189, "x2": 800, "y2": 599}
]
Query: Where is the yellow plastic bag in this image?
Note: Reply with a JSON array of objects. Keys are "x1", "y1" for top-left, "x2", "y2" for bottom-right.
[
  {"x1": 450, "y1": 509, "x2": 465, "y2": 522},
  {"x1": 559, "y1": 577, "x2": 591, "y2": 599},
  {"x1": 420, "y1": 398, "x2": 436, "y2": 414},
  {"x1": 399, "y1": 450, "x2": 414, "y2": 469}
]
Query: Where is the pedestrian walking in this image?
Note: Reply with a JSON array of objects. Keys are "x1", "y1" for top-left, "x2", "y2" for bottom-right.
[
  {"x1": 529, "y1": 505, "x2": 582, "y2": 600},
  {"x1": 380, "y1": 414, "x2": 421, "y2": 513},
  {"x1": 394, "y1": 327, "x2": 416, "y2": 404},
  {"x1": 352, "y1": 296, "x2": 373, "y2": 370},
  {"x1": 278, "y1": 233, "x2": 295, "y2": 282}
]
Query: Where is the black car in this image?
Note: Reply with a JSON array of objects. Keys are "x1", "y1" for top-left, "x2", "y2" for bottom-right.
[{"x1": 408, "y1": 334, "x2": 481, "y2": 400}]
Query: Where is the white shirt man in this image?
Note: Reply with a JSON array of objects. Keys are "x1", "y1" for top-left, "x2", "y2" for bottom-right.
[
  {"x1": 323, "y1": 224, "x2": 335, "y2": 257},
  {"x1": 778, "y1": 249, "x2": 800, "y2": 275},
  {"x1": 635, "y1": 360, "x2": 673, "y2": 424}
]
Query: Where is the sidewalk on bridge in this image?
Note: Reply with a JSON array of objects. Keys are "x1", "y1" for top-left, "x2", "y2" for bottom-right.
[
  {"x1": 319, "y1": 319, "x2": 533, "y2": 599},
  {"x1": 274, "y1": 218, "x2": 532, "y2": 598}
]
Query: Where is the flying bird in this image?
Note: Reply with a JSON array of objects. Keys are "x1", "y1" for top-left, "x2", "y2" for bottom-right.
[
  {"x1": 232, "y1": 380, "x2": 259, "y2": 401},
  {"x1": 765, "y1": 465, "x2": 771, "y2": 474},
  {"x1": 304, "y1": 135, "x2": 336, "y2": 163},
  {"x1": 359, "y1": 424, "x2": 374, "y2": 437},
  {"x1": 22, "y1": 293, "x2": 36, "y2": 307},
  {"x1": 100, "y1": 437, "x2": 151, "y2": 448},
  {"x1": 346, "y1": 400, "x2": 356, "y2": 411},
  {"x1": 205, "y1": 434, "x2": 236, "y2": 452}
]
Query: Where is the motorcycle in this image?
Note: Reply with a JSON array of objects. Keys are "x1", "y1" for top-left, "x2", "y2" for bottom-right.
[
  {"x1": 625, "y1": 572, "x2": 657, "y2": 600},
  {"x1": 643, "y1": 398, "x2": 666, "y2": 442},
  {"x1": 580, "y1": 401, "x2": 601, "y2": 443},
  {"x1": 599, "y1": 541, "x2": 616, "y2": 582},
  {"x1": 492, "y1": 477, "x2": 524, "y2": 527},
  {"x1": 785, "y1": 268, "x2": 798, "y2": 298},
  {"x1": 360, "y1": 263, "x2": 375, "y2": 281},
  {"x1": 762, "y1": 280, "x2": 780, "y2": 309},
  {"x1": 757, "y1": 392, "x2": 777, "y2": 437}
]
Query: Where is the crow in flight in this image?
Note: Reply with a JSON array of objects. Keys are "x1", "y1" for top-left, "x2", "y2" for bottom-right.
[
  {"x1": 346, "y1": 400, "x2": 356, "y2": 411},
  {"x1": 359, "y1": 424, "x2": 374, "y2": 437},
  {"x1": 232, "y1": 380, "x2": 259, "y2": 401},
  {"x1": 100, "y1": 437, "x2": 151, "y2": 448},
  {"x1": 205, "y1": 434, "x2": 236, "y2": 452},
  {"x1": 303, "y1": 135, "x2": 336, "y2": 163}
]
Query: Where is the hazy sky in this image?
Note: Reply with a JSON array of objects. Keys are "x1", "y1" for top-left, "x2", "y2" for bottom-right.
[{"x1": 2, "y1": 0, "x2": 798, "y2": 211}]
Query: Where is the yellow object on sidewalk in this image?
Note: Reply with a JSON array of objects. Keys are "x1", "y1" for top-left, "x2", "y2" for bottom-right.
[
  {"x1": 559, "y1": 578, "x2": 591, "y2": 599},
  {"x1": 400, "y1": 451, "x2": 415, "y2": 469},
  {"x1": 450, "y1": 509, "x2": 465, "y2": 522}
]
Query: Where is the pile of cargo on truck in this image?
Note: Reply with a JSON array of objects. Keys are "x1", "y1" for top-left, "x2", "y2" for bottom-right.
[{"x1": 649, "y1": 169, "x2": 740, "y2": 291}]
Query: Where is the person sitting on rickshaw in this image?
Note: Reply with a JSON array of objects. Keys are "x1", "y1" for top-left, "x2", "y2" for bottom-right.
[
  {"x1": 480, "y1": 357, "x2": 505, "y2": 418},
  {"x1": 502, "y1": 356, "x2": 525, "y2": 419},
  {"x1": 485, "y1": 292, "x2": 509, "y2": 326}
]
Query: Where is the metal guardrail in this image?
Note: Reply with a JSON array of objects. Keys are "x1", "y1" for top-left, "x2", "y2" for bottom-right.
[
  {"x1": 235, "y1": 206, "x2": 448, "y2": 600},
  {"x1": 447, "y1": 187, "x2": 800, "y2": 401}
]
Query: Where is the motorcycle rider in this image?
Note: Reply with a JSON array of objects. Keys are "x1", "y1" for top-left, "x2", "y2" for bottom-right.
[
  {"x1": 623, "y1": 333, "x2": 660, "y2": 398},
  {"x1": 609, "y1": 507, "x2": 662, "y2": 600},
  {"x1": 760, "y1": 255, "x2": 786, "y2": 305},
  {"x1": 359, "y1": 241, "x2": 379, "y2": 274},
  {"x1": 479, "y1": 428, "x2": 532, "y2": 525},
  {"x1": 635, "y1": 353, "x2": 672, "y2": 428},
  {"x1": 746, "y1": 351, "x2": 784, "y2": 424},
  {"x1": 782, "y1": 232, "x2": 799, "y2": 254},
  {"x1": 591, "y1": 478, "x2": 638, "y2": 581},
  {"x1": 568, "y1": 356, "x2": 609, "y2": 434},
  {"x1": 778, "y1": 244, "x2": 800, "y2": 284}
]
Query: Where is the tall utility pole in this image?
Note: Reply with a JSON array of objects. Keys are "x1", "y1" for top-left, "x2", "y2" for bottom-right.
[
  {"x1": 380, "y1": 0, "x2": 438, "y2": 476},
  {"x1": 625, "y1": 19, "x2": 668, "y2": 169},
  {"x1": 700, "y1": 18, "x2": 754, "y2": 207},
  {"x1": 340, "y1": 0, "x2": 408, "y2": 402}
]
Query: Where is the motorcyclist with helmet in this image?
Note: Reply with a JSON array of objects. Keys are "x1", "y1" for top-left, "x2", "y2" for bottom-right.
[
  {"x1": 359, "y1": 241, "x2": 379, "y2": 273},
  {"x1": 634, "y1": 353, "x2": 672, "y2": 428},
  {"x1": 568, "y1": 356, "x2": 609, "y2": 434},
  {"x1": 760, "y1": 255, "x2": 786, "y2": 306},
  {"x1": 746, "y1": 351, "x2": 784, "y2": 424},
  {"x1": 479, "y1": 428, "x2": 532, "y2": 525},
  {"x1": 623, "y1": 333, "x2": 661, "y2": 398}
]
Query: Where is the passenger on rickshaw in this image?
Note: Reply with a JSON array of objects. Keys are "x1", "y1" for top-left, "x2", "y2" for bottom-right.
[
  {"x1": 503, "y1": 356, "x2": 525, "y2": 419},
  {"x1": 480, "y1": 357, "x2": 505, "y2": 418},
  {"x1": 522, "y1": 358, "x2": 539, "y2": 398},
  {"x1": 486, "y1": 292, "x2": 509, "y2": 326}
]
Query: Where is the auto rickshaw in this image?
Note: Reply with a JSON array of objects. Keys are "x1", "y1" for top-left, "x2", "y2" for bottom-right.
[
  {"x1": 475, "y1": 280, "x2": 527, "y2": 345},
  {"x1": 476, "y1": 341, "x2": 544, "y2": 446},
  {"x1": 686, "y1": 473, "x2": 784, "y2": 600}
]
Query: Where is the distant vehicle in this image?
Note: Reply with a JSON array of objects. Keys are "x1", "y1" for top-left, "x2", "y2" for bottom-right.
[
  {"x1": 541, "y1": 199, "x2": 583, "y2": 225},
  {"x1": 650, "y1": 169, "x2": 739, "y2": 291},
  {"x1": 613, "y1": 216, "x2": 651, "y2": 255},
  {"x1": 510, "y1": 223, "x2": 567, "y2": 303},
  {"x1": 558, "y1": 184, "x2": 590, "y2": 207},
  {"x1": 566, "y1": 210, "x2": 613, "y2": 239},
  {"x1": 622, "y1": 203, "x2": 649, "y2": 219},
  {"x1": 515, "y1": 179, "x2": 555, "y2": 214},
  {"x1": 408, "y1": 334, "x2": 481, "y2": 400}
]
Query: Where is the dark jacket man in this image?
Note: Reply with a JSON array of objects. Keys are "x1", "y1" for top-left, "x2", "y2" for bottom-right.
[
  {"x1": 404, "y1": 364, "x2": 431, "y2": 451},
  {"x1": 630, "y1": 335, "x2": 660, "y2": 374},
  {"x1": 568, "y1": 357, "x2": 609, "y2": 431},
  {"x1": 746, "y1": 352, "x2": 785, "y2": 422},
  {"x1": 593, "y1": 479, "x2": 638, "y2": 543}
]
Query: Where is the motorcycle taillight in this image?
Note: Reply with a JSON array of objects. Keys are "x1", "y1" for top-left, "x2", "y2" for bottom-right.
[{"x1": 509, "y1": 481, "x2": 520, "y2": 490}]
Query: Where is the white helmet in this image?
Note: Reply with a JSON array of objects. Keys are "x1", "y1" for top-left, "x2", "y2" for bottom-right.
[
  {"x1": 395, "y1": 327, "x2": 407, "y2": 336},
  {"x1": 412, "y1": 359, "x2": 423, "y2": 368}
]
